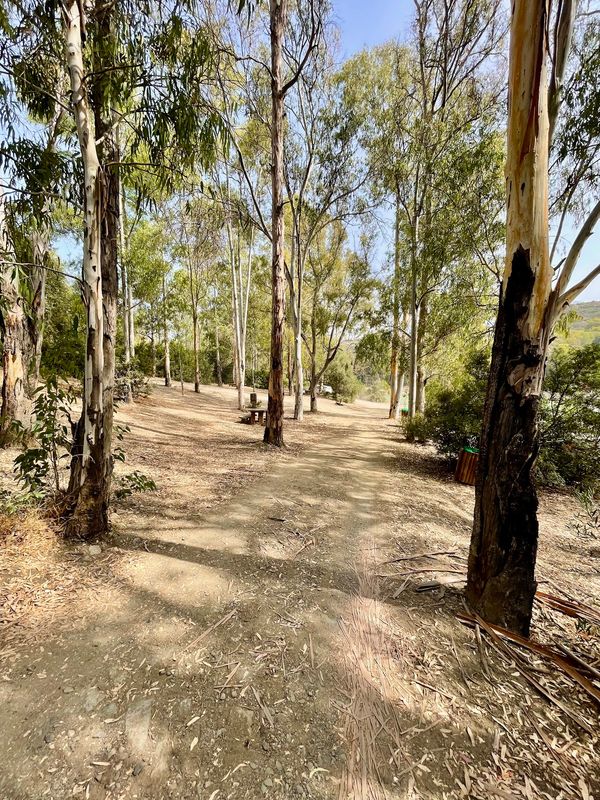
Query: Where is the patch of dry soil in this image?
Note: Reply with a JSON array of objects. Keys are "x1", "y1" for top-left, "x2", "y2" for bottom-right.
[{"x1": 1, "y1": 382, "x2": 598, "y2": 800}]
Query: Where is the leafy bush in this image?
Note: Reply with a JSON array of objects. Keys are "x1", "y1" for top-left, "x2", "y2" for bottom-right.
[
  {"x1": 404, "y1": 412, "x2": 430, "y2": 443},
  {"x1": 537, "y1": 344, "x2": 600, "y2": 490},
  {"x1": 12, "y1": 378, "x2": 76, "y2": 497},
  {"x1": 115, "y1": 470, "x2": 157, "y2": 499},
  {"x1": 355, "y1": 332, "x2": 390, "y2": 383},
  {"x1": 114, "y1": 358, "x2": 150, "y2": 402},
  {"x1": 568, "y1": 488, "x2": 599, "y2": 539},
  {"x1": 406, "y1": 351, "x2": 488, "y2": 457},
  {"x1": 40, "y1": 270, "x2": 85, "y2": 379},
  {"x1": 412, "y1": 343, "x2": 600, "y2": 491},
  {"x1": 325, "y1": 352, "x2": 363, "y2": 403}
]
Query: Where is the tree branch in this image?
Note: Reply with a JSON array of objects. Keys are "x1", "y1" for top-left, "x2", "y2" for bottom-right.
[
  {"x1": 554, "y1": 198, "x2": 600, "y2": 300},
  {"x1": 556, "y1": 263, "x2": 600, "y2": 312},
  {"x1": 548, "y1": 0, "x2": 575, "y2": 144}
]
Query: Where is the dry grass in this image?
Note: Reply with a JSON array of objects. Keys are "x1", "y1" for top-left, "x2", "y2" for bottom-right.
[{"x1": 0, "y1": 509, "x2": 118, "y2": 663}]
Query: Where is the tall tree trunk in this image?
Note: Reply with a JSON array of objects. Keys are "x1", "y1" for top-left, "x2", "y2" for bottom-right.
[
  {"x1": 118, "y1": 171, "x2": 132, "y2": 403},
  {"x1": 163, "y1": 276, "x2": 171, "y2": 387},
  {"x1": 415, "y1": 367, "x2": 425, "y2": 415},
  {"x1": 0, "y1": 195, "x2": 29, "y2": 442},
  {"x1": 293, "y1": 225, "x2": 304, "y2": 421},
  {"x1": 264, "y1": 0, "x2": 287, "y2": 446},
  {"x1": 397, "y1": 370, "x2": 405, "y2": 419},
  {"x1": 214, "y1": 294, "x2": 222, "y2": 387},
  {"x1": 293, "y1": 316, "x2": 303, "y2": 419},
  {"x1": 309, "y1": 306, "x2": 317, "y2": 413},
  {"x1": 389, "y1": 192, "x2": 401, "y2": 419},
  {"x1": 287, "y1": 338, "x2": 293, "y2": 396},
  {"x1": 407, "y1": 219, "x2": 419, "y2": 418},
  {"x1": 466, "y1": 0, "x2": 551, "y2": 636},
  {"x1": 407, "y1": 301, "x2": 418, "y2": 418},
  {"x1": 28, "y1": 228, "x2": 48, "y2": 393},
  {"x1": 310, "y1": 383, "x2": 317, "y2": 413},
  {"x1": 128, "y1": 281, "x2": 135, "y2": 358},
  {"x1": 119, "y1": 190, "x2": 130, "y2": 366},
  {"x1": 63, "y1": 0, "x2": 108, "y2": 538},
  {"x1": 0, "y1": 288, "x2": 29, "y2": 441},
  {"x1": 150, "y1": 314, "x2": 157, "y2": 378},
  {"x1": 229, "y1": 232, "x2": 243, "y2": 408},
  {"x1": 192, "y1": 308, "x2": 200, "y2": 393},
  {"x1": 415, "y1": 296, "x2": 428, "y2": 415}
]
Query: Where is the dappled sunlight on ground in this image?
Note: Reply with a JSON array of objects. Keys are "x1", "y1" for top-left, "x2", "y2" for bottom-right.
[{"x1": 0, "y1": 381, "x2": 598, "y2": 799}]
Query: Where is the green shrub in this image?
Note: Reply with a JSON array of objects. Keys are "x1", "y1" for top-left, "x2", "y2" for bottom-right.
[
  {"x1": 408, "y1": 350, "x2": 488, "y2": 458},
  {"x1": 40, "y1": 271, "x2": 85, "y2": 380},
  {"x1": 413, "y1": 343, "x2": 600, "y2": 491},
  {"x1": 12, "y1": 377, "x2": 76, "y2": 497},
  {"x1": 325, "y1": 352, "x2": 363, "y2": 404},
  {"x1": 537, "y1": 343, "x2": 600, "y2": 491},
  {"x1": 114, "y1": 357, "x2": 150, "y2": 402},
  {"x1": 404, "y1": 412, "x2": 430, "y2": 442},
  {"x1": 115, "y1": 470, "x2": 157, "y2": 499},
  {"x1": 568, "y1": 488, "x2": 599, "y2": 539}
]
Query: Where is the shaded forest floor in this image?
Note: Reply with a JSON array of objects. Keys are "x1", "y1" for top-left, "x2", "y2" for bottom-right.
[{"x1": 1, "y1": 383, "x2": 599, "y2": 800}]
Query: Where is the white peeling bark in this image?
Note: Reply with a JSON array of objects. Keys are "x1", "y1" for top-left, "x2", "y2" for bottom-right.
[{"x1": 65, "y1": 0, "x2": 104, "y2": 443}]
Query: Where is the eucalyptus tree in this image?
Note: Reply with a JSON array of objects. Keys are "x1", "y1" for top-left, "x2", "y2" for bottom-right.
[
  {"x1": 467, "y1": 0, "x2": 600, "y2": 635},
  {"x1": 177, "y1": 196, "x2": 222, "y2": 393},
  {"x1": 262, "y1": 0, "x2": 324, "y2": 444},
  {"x1": 127, "y1": 217, "x2": 173, "y2": 384},
  {"x1": 213, "y1": 164, "x2": 257, "y2": 410},
  {"x1": 344, "y1": 0, "x2": 504, "y2": 420},
  {"x1": 217, "y1": 0, "x2": 323, "y2": 444},
  {"x1": 11, "y1": 0, "x2": 222, "y2": 535},
  {"x1": 0, "y1": 21, "x2": 73, "y2": 438},
  {"x1": 303, "y1": 224, "x2": 374, "y2": 412},
  {"x1": 284, "y1": 26, "x2": 368, "y2": 421},
  {"x1": 339, "y1": 44, "x2": 414, "y2": 419},
  {"x1": 0, "y1": 190, "x2": 28, "y2": 440},
  {"x1": 406, "y1": 0, "x2": 504, "y2": 417}
]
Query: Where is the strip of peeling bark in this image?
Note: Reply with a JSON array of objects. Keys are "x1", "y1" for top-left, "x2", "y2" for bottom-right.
[{"x1": 63, "y1": 0, "x2": 107, "y2": 538}]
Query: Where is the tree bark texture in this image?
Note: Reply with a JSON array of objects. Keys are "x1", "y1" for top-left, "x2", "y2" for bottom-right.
[
  {"x1": 193, "y1": 311, "x2": 200, "y2": 393},
  {"x1": 64, "y1": 0, "x2": 109, "y2": 538},
  {"x1": 163, "y1": 275, "x2": 171, "y2": 387},
  {"x1": 0, "y1": 192, "x2": 29, "y2": 440},
  {"x1": 118, "y1": 172, "x2": 132, "y2": 403},
  {"x1": 407, "y1": 218, "x2": 419, "y2": 418},
  {"x1": 389, "y1": 194, "x2": 401, "y2": 419},
  {"x1": 264, "y1": 0, "x2": 287, "y2": 446},
  {"x1": 466, "y1": 0, "x2": 551, "y2": 636},
  {"x1": 292, "y1": 224, "x2": 304, "y2": 421}
]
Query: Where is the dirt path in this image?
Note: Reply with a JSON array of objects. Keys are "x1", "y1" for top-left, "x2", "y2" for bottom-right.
[{"x1": 1, "y1": 385, "x2": 599, "y2": 800}]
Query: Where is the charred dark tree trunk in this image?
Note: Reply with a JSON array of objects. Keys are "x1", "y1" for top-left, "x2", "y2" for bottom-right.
[
  {"x1": 466, "y1": 251, "x2": 547, "y2": 634},
  {"x1": 466, "y1": 0, "x2": 551, "y2": 636}
]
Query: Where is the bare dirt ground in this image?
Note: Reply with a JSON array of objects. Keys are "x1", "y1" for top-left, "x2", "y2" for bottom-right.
[{"x1": 1, "y1": 382, "x2": 599, "y2": 800}]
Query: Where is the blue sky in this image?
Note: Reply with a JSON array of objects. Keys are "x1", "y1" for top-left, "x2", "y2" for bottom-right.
[
  {"x1": 332, "y1": 0, "x2": 413, "y2": 57},
  {"x1": 331, "y1": 0, "x2": 600, "y2": 302}
]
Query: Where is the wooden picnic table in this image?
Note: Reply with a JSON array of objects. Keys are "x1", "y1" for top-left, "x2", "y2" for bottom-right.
[{"x1": 247, "y1": 407, "x2": 267, "y2": 425}]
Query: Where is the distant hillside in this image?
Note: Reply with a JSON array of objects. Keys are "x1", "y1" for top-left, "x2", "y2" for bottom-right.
[{"x1": 555, "y1": 301, "x2": 600, "y2": 348}]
